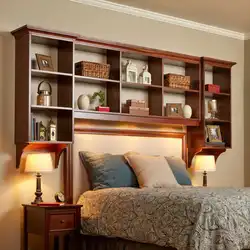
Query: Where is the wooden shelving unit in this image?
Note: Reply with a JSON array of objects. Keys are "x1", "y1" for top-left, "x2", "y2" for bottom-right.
[{"x1": 12, "y1": 25, "x2": 236, "y2": 168}]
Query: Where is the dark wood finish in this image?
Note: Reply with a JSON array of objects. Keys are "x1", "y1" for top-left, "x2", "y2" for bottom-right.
[
  {"x1": 205, "y1": 91, "x2": 230, "y2": 97},
  {"x1": 49, "y1": 213, "x2": 75, "y2": 231},
  {"x1": 122, "y1": 82, "x2": 162, "y2": 89},
  {"x1": 148, "y1": 57, "x2": 163, "y2": 86},
  {"x1": 148, "y1": 57, "x2": 164, "y2": 116},
  {"x1": 107, "y1": 50, "x2": 120, "y2": 81},
  {"x1": 75, "y1": 75, "x2": 120, "y2": 84},
  {"x1": 203, "y1": 57, "x2": 236, "y2": 69},
  {"x1": 63, "y1": 144, "x2": 73, "y2": 204},
  {"x1": 164, "y1": 87, "x2": 199, "y2": 94},
  {"x1": 185, "y1": 63, "x2": 201, "y2": 120},
  {"x1": 149, "y1": 88, "x2": 163, "y2": 116},
  {"x1": 57, "y1": 110, "x2": 73, "y2": 142},
  {"x1": 74, "y1": 110, "x2": 199, "y2": 126},
  {"x1": 31, "y1": 105, "x2": 72, "y2": 111},
  {"x1": 22, "y1": 204, "x2": 82, "y2": 250},
  {"x1": 203, "y1": 171, "x2": 207, "y2": 187},
  {"x1": 12, "y1": 26, "x2": 236, "y2": 203},
  {"x1": 31, "y1": 69, "x2": 73, "y2": 78},
  {"x1": 107, "y1": 83, "x2": 120, "y2": 113},
  {"x1": 14, "y1": 33, "x2": 30, "y2": 143}
]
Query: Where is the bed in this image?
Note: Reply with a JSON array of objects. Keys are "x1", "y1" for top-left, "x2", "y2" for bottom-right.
[{"x1": 72, "y1": 132, "x2": 250, "y2": 250}]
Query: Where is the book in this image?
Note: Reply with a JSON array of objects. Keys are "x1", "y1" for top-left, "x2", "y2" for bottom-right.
[
  {"x1": 32, "y1": 117, "x2": 36, "y2": 140},
  {"x1": 35, "y1": 122, "x2": 40, "y2": 141}
]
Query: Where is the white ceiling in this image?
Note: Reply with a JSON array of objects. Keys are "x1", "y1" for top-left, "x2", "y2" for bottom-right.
[{"x1": 108, "y1": 0, "x2": 250, "y2": 33}]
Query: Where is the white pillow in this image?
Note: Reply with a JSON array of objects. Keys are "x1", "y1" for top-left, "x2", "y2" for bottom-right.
[{"x1": 125, "y1": 154, "x2": 180, "y2": 188}]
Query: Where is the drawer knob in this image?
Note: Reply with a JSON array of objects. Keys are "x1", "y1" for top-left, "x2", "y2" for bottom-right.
[{"x1": 60, "y1": 220, "x2": 65, "y2": 224}]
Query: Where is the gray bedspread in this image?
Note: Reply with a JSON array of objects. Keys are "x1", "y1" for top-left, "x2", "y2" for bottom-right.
[{"x1": 77, "y1": 187, "x2": 250, "y2": 250}]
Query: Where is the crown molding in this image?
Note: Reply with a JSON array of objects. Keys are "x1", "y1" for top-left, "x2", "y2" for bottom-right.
[{"x1": 71, "y1": 0, "x2": 246, "y2": 40}]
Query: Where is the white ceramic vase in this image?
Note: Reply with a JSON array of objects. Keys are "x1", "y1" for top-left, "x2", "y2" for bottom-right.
[
  {"x1": 77, "y1": 95, "x2": 90, "y2": 110},
  {"x1": 183, "y1": 105, "x2": 192, "y2": 118}
]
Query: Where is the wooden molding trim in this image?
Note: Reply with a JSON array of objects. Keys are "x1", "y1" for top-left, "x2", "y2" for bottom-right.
[
  {"x1": 12, "y1": 25, "x2": 200, "y2": 64},
  {"x1": 74, "y1": 121, "x2": 187, "y2": 160},
  {"x1": 203, "y1": 57, "x2": 236, "y2": 68}
]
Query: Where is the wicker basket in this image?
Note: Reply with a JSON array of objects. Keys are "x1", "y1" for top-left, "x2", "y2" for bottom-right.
[
  {"x1": 164, "y1": 74, "x2": 191, "y2": 89},
  {"x1": 75, "y1": 61, "x2": 110, "y2": 79}
]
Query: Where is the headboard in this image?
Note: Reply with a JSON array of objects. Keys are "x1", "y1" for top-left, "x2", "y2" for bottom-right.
[{"x1": 72, "y1": 120, "x2": 187, "y2": 202}]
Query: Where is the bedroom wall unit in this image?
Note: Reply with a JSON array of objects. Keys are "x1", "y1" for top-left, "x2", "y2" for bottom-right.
[{"x1": 11, "y1": 25, "x2": 235, "y2": 171}]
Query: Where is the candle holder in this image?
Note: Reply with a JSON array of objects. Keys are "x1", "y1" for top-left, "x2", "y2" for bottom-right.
[{"x1": 208, "y1": 99, "x2": 218, "y2": 119}]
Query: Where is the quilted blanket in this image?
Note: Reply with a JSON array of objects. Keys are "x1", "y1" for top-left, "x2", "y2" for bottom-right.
[{"x1": 77, "y1": 187, "x2": 250, "y2": 250}]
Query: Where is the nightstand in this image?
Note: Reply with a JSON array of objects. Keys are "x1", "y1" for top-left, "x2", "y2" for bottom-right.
[{"x1": 22, "y1": 204, "x2": 82, "y2": 250}]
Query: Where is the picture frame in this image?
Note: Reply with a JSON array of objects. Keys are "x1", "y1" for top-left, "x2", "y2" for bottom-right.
[
  {"x1": 166, "y1": 103, "x2": 183, "y2": 118},
  {"x1": 36, "y1": 54, "x2": 54, "y2": 71},
  {"x1": 206, "y1": 125, "x2": 222, "y2": 142}
]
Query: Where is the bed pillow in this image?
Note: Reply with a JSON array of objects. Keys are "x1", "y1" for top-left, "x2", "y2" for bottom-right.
[
  {"x1": 125, "y1": 154, "x2": 180, "y2": 188},
  {"x1": 165, "y1": 156, "x2": 192, "y2": 185},
  {"x1": 79, "y1": 151, "x2": 139, "y2": 190}
]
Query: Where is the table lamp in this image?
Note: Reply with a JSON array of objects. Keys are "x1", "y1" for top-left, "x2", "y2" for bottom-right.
[
  {"x1": 193, "y1": 155, "x2": 216, "y2": 186},
  {"x1": 25, "y1": 152, "x2": 54, "y2": 204}
]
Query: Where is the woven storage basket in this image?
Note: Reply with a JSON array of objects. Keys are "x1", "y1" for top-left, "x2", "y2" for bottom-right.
[
  {"x1": 164, "y1": 74, "x2": 191, "y2": 89},
  {"x1": 75, "y1": 61, "x2": 110, "y2": 79}
]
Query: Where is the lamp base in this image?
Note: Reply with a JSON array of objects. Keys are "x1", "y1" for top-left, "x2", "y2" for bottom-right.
[
  {"x1": 203, "y1": 171, "x2": 207, "y2": 187},
  {"x1": 31, "y1": 172, "x2": 43, "y2": 204}
]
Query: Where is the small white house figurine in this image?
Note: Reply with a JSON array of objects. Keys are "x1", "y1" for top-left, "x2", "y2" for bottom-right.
[
  {"x1": 125, "y1": 60, "x2": 138, "y2": 83},
  {"x1": 139, "y1": 65, "x2": 152, "y2": 85}
]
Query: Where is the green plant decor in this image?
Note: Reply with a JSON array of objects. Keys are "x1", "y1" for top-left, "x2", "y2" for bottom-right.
[{"x1": 89, "y1": 91, "x2": 105, "y2": 106}]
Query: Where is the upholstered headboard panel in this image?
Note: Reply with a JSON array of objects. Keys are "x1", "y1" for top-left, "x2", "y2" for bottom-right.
[{"x1": 73, "y1": 132, "x2": 184, "y2": 202}]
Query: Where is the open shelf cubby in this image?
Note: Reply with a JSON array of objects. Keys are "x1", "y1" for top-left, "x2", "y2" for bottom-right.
[
  {"x1": 12, "y1": 25, "x2": 236, "y2": 168},
  {"x1": 203, "y1": 57, "x2": 235, "y2": 148}
]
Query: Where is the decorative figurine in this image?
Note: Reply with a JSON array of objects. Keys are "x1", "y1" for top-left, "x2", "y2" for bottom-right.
[
  {"x1": 125, "y1": 60, "x2": 138, "y2": 83},
  {"x1": 39, "y1": 121, "x2": 46, "y2": 141},
  {"x1": 48, "y1": 119, "x2": 57, "y2": 141},
  {"x1": 139, "y1": 65, "x2": 151, "y2": 84}
]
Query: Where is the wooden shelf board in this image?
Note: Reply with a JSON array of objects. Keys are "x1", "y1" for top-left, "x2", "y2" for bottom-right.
[
  {"x1": 205, "y1": 91, "x2": 230, "y2": 97},
  {"x1": 31, "y1": 105, "x2": 72, "y2": 111},
  {"x1": 205, "y1": 118, "x2": 230, "y2": 123},
  {"x1": 122, "y1": 82, "x2": 162, "y2": 90},
  {"x1": 29, "y1": 141, "x2": 72, "y2": 144},
  {"x1": 74, "y1": 110, "x2": 199, "y2": 126},
  {"x1": 164, "y1": 87, "x2": 199, "y2": 94},
  {"x1": 31, "y1": 69, "x2": 72, "y2": 78},
  {"x1": 75, "y1": 75, "x2": 120, "y2": 84}
]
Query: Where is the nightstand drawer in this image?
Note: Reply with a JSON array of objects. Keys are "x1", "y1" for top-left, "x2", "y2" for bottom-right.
[{"x1": 49, "y1": 213, "x2": 75, "y2": 231}]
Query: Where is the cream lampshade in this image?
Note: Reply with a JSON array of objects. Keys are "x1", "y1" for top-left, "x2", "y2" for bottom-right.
[
  {"x1": 193, "y1": 155, "x2": 216, "y2": 186},
  {"x1": 25, "y1": 153, "x2": 54, "y2": 204}
]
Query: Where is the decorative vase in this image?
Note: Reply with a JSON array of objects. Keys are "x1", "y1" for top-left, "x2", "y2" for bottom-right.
[
  {"x1": 183, "y1": 105, "x2": 192, "y2": 118},
  {"x1": 77, "y1": 95, "x2": 90, "y2": 110}
]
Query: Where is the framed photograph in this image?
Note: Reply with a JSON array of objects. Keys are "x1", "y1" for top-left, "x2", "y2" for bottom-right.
[
  {"x1": 206, "y1": 125, "x2": 222, "y2": 142},
  {"x1": 36, "y1": 54, "x2": 54, "y2": 71},
  {"x1": 166, "y1": 103, "x2": 183, "y2": 118}
]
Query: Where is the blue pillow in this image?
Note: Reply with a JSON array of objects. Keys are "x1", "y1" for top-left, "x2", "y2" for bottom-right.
[
  {"x1": 79, "y1": 151, "x2": 139, "y2": 190},
  {"x1": 165, "y1": 156, "x2": 192, "y2": 185}
]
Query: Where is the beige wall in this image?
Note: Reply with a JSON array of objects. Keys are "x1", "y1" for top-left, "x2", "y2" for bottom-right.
[
  {"x1": 0, "y1": 0, "x2": 245, "y2": 249},
  {"x1": 244, "y1": 40, "x2": 250, "y2": 186}
]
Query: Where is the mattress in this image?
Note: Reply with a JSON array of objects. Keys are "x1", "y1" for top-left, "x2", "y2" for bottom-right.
[{"x1": 77, "y1": 187, "x2": 250, "y2": 250}]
